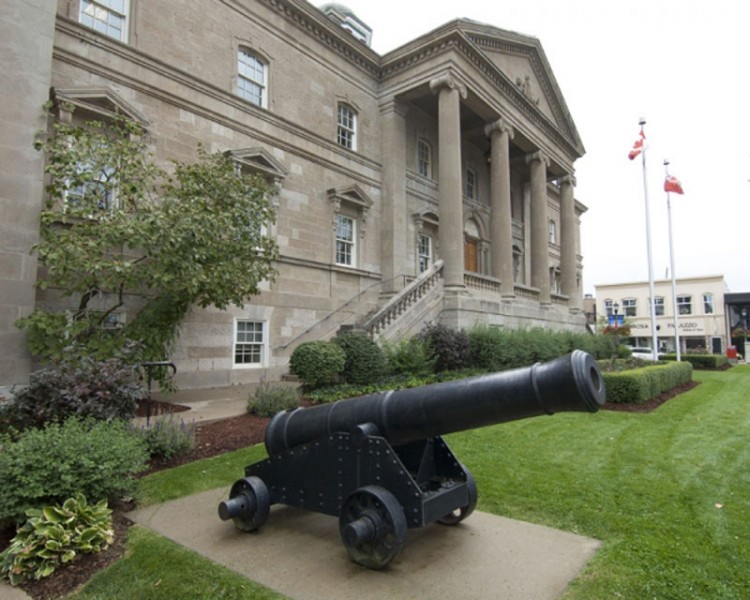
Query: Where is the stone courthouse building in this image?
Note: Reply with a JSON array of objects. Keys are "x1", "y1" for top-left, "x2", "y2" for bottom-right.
[{"x1": 2, "y1": 0, "x2": 589, "y2": 392}]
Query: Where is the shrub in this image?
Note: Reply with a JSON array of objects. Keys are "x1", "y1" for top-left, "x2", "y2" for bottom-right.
[
  {"x1": 134, "y1": 414, "x2": 196, "y2": 460},
  {"x1": 382, "y1": 337, "x2": 435, "y2": 377},
  {"x1": 660, "y1": 354, "x2": 729, "y2": 369},
  {"x1": 602, "y1": 361, "x2": 692, "y2": 404},
  {"x1": 8, "y1": 356, "x2": 146, "y2": 430},
  {"x1": 333, "y1": 332, "x2": 387, "y2": 384},
  {"x1": 416, "y1": 323, "x2": 470, "y2": 372},
  {"x1": 0, "y1": 417, "x2": 148, "y2": 524},
  {"x1": 248, "y1": 380, "x2": 300, "y2": 417},
  {"x1": 289, "y1": 341, "x2": 345, "y2": 389},
  {"x1": 0, "y1": 494, "x2": 113, "y2": 586}
]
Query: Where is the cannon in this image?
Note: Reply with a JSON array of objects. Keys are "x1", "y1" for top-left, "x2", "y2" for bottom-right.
[{"x1": 218, "y1": 350, "x2": 605, "y2": 569}]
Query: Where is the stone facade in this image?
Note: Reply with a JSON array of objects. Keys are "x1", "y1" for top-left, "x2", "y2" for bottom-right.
[{"x1": 2, "y1": 0, "x2": 589, "y2": 392}]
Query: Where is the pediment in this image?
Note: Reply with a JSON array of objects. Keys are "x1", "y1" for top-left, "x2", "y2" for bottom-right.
[
  {"x1": 458, "y1": 22, "x2": 582, "y2": 150},
  {"x1": 229, "y1": 147, "x2": 288, "y2": 180},
  {"x1": 52, "y1": 87, "x2": 150, "y2": 125},
  {"x1": 327, "y1": 183, "x2": 373, "y2": 210}
]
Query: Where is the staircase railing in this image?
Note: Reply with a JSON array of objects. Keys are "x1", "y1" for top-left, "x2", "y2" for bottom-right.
[{"x1": 362, "y1": 260, "x2": 444, "y2": 338}]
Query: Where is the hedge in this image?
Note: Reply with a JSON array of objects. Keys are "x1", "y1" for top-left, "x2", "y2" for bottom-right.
[
  {"x1": 659, "y1": 354, "x2": 729, "y2": 369},
  {"x1": 603, "y1": 361, "x2": 693, "y2": 404}
]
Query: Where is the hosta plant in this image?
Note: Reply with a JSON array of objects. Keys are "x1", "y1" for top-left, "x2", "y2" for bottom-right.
[{"x1": 0, "y1": 494, "x2": 114, "y2": 586}]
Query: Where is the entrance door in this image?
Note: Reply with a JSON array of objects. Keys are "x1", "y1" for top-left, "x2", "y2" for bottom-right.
[
  {"x1": 712, "y1": 337, "x2": 722, "y2": 354},
  {"x1": 464, "y1": 238, "x2": 478, "y2": 273}
]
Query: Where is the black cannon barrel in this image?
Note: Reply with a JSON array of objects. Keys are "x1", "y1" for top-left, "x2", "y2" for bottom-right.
[{"x1": 266, "y1": 349, "x2": 605, "y2": 455}]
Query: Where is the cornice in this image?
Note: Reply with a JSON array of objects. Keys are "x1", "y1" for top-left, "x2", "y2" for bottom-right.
[
  {"x1": 378, "y1": 30, "x2": 582, "y2": 160},
  {"x1": 258, "y1": 0, "x2": 380, "y2": 77}
]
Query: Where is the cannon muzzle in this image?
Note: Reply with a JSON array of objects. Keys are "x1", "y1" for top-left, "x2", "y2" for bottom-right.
[{"x1": 266, "y1": 349, "x2": 604, "y2": 455}]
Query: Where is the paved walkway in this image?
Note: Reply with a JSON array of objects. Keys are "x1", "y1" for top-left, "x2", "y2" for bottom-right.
[
  {"x1": 130, "y1": 488, "x2": 600, "y2": 600},
  {"x1": 2, "y1": 394, "x2": 602, "y2": 598}
]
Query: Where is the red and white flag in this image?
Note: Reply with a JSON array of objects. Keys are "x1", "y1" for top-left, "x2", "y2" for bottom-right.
[
  {"x1": 664, "y1": 175, "x2": 684, "y2": 194},
  {"x1": 628, "y1": 128, "x2": 646, "y2": 160}
]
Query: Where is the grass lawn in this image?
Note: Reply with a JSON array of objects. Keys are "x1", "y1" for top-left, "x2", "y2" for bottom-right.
[{"x1": 80, "y1": 366, "x2": 750, "y2": 599}]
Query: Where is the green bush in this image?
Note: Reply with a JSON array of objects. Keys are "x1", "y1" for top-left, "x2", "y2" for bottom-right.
[
  {"x1": 660, "y1": 354, "x2": 729, "y2": 369},
  {"x1": 8, "y1": 356, "x2": 146, "y2": 431},
  {"x1": 333, "y1": 332, "x2": 387, "y2": 384},
  {"x1": 602, "y1": 361, "x2": 692, "y2": 404},
  {"x1": 382, "y1": 337, "x2": 435, "y2": 376},
  {"x1": 467, "y1": 326, "x2": 606, "y2": 372},
  {"x1": 0, "y1": 417, "x2": 148, "y2": 524},
  {"x1": 134, "y1": 413, "x2": 196, "y2": 460},
  {"x1": 289, "y1": 340, "x2": 345, "y2": 389},
  {"x1": 248, "y1": 380, "x2": 300, "y2": 417},
  {"x1": 416, "y1": 323, "x2": 470, "y2": 372},
  {"x1": 0, "y1": 493, "x2": 113, "y2": 586}
]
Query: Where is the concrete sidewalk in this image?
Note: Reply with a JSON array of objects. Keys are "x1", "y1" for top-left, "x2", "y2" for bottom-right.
[{"x1": 130, "y1": 487, "x2": 601, "y2": 600}]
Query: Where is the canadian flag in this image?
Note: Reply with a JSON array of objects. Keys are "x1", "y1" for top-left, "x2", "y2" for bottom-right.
[
  {"x1": 628, "y1": 129, "x2": 645, "y2": 160},
  {"x1": 664, "y1": 175, "x2": 684, "y2": 195}
]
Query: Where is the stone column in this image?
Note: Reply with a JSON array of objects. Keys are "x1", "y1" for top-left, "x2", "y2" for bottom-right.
[
  {"x1": 485, "y1": 119, "x2": 515, "y2": 297},
  {"x1": 430, "y1": 74, "x2": 467, "y2": 290},
  {"x1": 379, "y1": 99, "x2": 408, "y2": 295},
  {"x1": 0, "y1": 0, "x2": 57, "y2": 387},
  {"x1": 559, "y1": 174, "x2": 580, "y2": 310},
  {"x1": 526, "y1": 150, "x2": 551, "y2": 304}
]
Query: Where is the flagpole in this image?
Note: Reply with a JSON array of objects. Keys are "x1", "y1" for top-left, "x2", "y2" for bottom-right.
[
  {"x1": 664, "y1": 159, "x2": 681, "y2": 361},
  {"x1": 639, "y1": 118, "x2": 659, "y2": 357}
]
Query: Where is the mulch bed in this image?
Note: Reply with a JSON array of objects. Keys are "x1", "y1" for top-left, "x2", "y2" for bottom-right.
[
  {"x1": 1, "y1": 410, "x2": 270, "y2": 600},
  {"x1": 2, "y1": 381, "x2": 700, "y2": 598}
]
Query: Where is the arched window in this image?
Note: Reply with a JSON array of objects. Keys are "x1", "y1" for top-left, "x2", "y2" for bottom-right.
[
  {"x1": 336, "y1": 103, "x2": 357, "y2": 150},
  {"x1": 237, "y1": 48, "x2": 268, "y2": 108}
]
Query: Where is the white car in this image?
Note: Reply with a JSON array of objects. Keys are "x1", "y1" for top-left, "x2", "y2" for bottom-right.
[{"x1": 628, "y1": 346, "x2": 659, "y2": 361}]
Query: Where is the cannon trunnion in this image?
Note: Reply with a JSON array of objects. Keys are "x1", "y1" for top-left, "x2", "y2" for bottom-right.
[{"x1": 219, "y1": 350, "x2": 605, "y2": 569}]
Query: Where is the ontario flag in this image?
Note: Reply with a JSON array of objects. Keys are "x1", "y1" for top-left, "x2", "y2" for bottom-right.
[
  {"x1": 628, "y1": 128, "x2": 645, "y2": 160},
  {"x1": 664, "y1": 175, "x2": 684, "y2": 195}
]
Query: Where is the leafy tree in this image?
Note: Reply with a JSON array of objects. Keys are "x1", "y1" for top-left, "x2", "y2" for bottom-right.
[{"x1": 18, "y1": 111, "x2": 278, "y2": 366}]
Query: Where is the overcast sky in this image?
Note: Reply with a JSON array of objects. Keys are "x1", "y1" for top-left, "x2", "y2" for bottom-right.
[{"x1": 331, "y1": 0, "x2": 750, "y2": 295}]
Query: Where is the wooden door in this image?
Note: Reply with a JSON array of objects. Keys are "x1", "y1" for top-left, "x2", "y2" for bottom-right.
[{"x1": 464, "y1": 238, "x2": 478, "y2": 273}]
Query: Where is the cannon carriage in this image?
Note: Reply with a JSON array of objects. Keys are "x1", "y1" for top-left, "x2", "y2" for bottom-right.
[{"x1": 218, "y1": 350, "x2": 605, "y2": 569}]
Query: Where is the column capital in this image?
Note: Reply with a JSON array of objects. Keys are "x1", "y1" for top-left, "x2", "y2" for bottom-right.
[
  {"x1": 559, "y1": 174, "x2": 577, "y2": 187},
  {"x1": 429, "y1": 73, "x2": 468, "y2": 99},
  {"x1": 484, "y1": 118, "x2": 514, "y2": 139},
  {"x1": 525, "y1": 150, "x2": 550, "y2": 167}
]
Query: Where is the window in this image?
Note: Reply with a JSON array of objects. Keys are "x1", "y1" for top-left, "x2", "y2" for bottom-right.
[
  {"x1": 418, "y1": 234, "x2": 432, "y2": 273},
  {"x1": 335, "y1": 214, "x2": 356, "y2": 267},
  {"x1": 550, "y1": 268, "x2": 562, "y2": 294},
  {"x1": 604, "y1": 299, "x2": 613, "y2": 317},
  {"x1": 703, "y1": 293, "x2": 714, "y2": 314},
  {"x1": 653, "y1": 296, "x2": 665, "y2": 316},
  {"x1": 237, "y1": 49, "x2": 267, "y2": 107},
  {"x1": 548, "y1": 220, "x2": 557, "y2": 244},
  {"x1": 465, "y1": 168, "x2": 477, "y2": 200},
  {"x1": 622, "y1": 298, "x2": 637, "y2": 317},
  {"x1": 512, "y1": 245, "x2": 523, "y2": 282},
  {"x1": 677, "y1": 295, "x2": 692, "y2": 315},
  {"x1": 417, "y1": 139, "x2": 432, "y2": 178},
  {"x1": 234, "y1": 320, "x2": 266, "y2": 366},
  {"x1": 336, "y1": 104, "x2": 357, "y2": 150},
  {"x1": 79, "y1": 0, "x2": 129, "y2": 42},
  {"x1": 65, "y1": 154, "x2": 117, "y2": 212}
]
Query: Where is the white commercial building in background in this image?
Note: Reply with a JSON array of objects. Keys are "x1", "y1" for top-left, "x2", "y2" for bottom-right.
[{"x1": 595, "y1": 275, "x2": 729, "y2": 355}]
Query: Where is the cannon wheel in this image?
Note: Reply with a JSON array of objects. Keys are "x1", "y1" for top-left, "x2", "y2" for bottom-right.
[
  {"x1": 220, "y1": 476, "x2": 270, "y2": 532},
  {"x1": 438, "y1": 466, "x2": 478, "y2": 525},
  {"x1": 339, "y1": 485, "x2": 407, "y2": 569}
]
